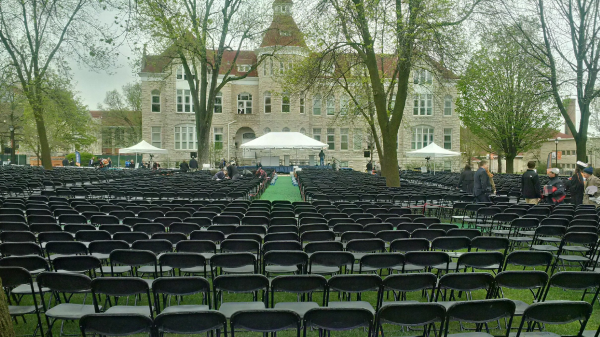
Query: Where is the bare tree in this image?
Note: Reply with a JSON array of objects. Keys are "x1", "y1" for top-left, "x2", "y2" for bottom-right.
[
  {"x1": 502, "y1": 0, "x2": 600, "y2": 162},
  {"x1": 134, "y1": 0, "x2": 274, "y2": 164},
  {"x1": 0, "y1": 0, "x2": 126, "y2": 168}
]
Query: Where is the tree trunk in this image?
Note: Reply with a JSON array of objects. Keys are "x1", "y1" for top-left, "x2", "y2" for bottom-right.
[
  {"x1": 576, "y1": 135, "x2": 588, "y2": 162},
  {"x1": 506, "y1": 155, "x2": 516, "y2": 174},
  {"x1": 196, "y1": 116, "x2": 211, "y2": 166},
  {"x1": 0, "y1": 278, "x2": 15, "y2": 337},
  {"x1": 497, "y1": 155, "x2": 502, "y2": 174},
  {"x1": 380, "y1": 134, "x2": 400, "y2": 187},
  {"x1": 32, "y1": 103, "x2": 52, "y2": 170}
]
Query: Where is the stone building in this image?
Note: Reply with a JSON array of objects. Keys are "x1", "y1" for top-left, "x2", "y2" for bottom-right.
[{"x1": 139, "y1": 0, "x2": 461, "y2": 171}]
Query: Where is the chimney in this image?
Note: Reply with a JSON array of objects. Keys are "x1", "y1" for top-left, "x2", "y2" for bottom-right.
[{"x1": 564, "y1": 98, "x2": 576, "y2": 136}]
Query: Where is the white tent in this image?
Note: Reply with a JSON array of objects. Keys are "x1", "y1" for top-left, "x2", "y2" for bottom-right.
[
  {"x1": 406, "y1": 142, "x2": 461, "y2": 173},
  {"x1": 240, "y1": 132, "x2": 328, "y2": 150},
  {"x1": 118, "y1": 140, "x2": 168, "y2": 168},
  {"x1": 241, "y1": 132, "x2": 328, "y2": 166}
]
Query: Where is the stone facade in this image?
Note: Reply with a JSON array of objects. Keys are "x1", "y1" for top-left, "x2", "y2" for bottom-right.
[{"x1": 139, "y1": 0, "x2": 461, "y2": 171}]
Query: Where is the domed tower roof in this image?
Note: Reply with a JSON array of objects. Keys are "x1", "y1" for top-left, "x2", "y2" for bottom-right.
[{"x1": 260, "y1": 0, "x2": 306, "y2": 48}]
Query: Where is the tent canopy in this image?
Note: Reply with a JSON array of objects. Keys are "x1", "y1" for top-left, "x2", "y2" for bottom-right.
[
  {"x1": 118, "y1": 140, "x2": 168, "y2": 154},
  {"x1": 406, "y1": 142, "x2": 461, "y2": 158},
  {"x1": 240, "y1": 132, "x2": 328, "y2": 150}
]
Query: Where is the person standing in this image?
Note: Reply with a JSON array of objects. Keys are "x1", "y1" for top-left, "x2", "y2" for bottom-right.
[
  {"x1": 107, "y1": 158, "x2": 112, "y2": 168},
  {"x1": 69, "y1": 159, "x2": 75, "y2": 166},
  {"x1": 89, "y1": 157, "x2": 95, "y2": 167},
  {"x1": 189, "y1": 157, "x2": 198, "y2": 171},
  {"x1": 457, "y1": 165, "x2": 474, "y2": 194},
  {"x1": 62, "y1": 157, "x2": 69, "y2": 167},
  {"x1": 366, "y1": 160, "x2": 373, "y2": 173},
  {"x1": 521, "y1": 161, "x2": 541, "y2": 204},
  {"x1": 179, "y1": 160, "x2": 189, "y2": 172},
  {"x1": 319, "y1": 150, "x2": 325, "y2": 166},
  {"x1": 583, "y1": 166, "x2": 600, "y2": 205},
  {"x1": 566, "y1": 161, "x2": 586, "y2": 206},
  {"x1": 543, "y1": 168, "x2": 566, "y2": 205},
  {"x1": 125, "y1": 160, "x2": 130, "y2": 169},
  {"x1": 473, "y1": 160, "x2": 492, "y2": 202}
]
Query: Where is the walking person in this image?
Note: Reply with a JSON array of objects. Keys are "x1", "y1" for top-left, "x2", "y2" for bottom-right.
[
  {"x1": 319, "y1": 150, "x2": 325, "y2": 166},
  {"x1": 473, "y1": 160, "x2": 492, "y2": 202},
  {"x1": 62, "y1": 157, "x2": 69, "y2": 167},
  {"x1": 457, "y1": 164, "x2": 474, "y2": 194},
  {"x1": 366, "y1": 160, "x2": 373, "y2": 173},
  {"x1": 566, "y1": 161, "x2": 586, "y2": 206},
  {"x1": 582, "y1": 166, "x2": 600, "y2": 205},
  {"x1": 179, "y1": 160, "x2": 189, "y2": 172},
  {"x1": 521, "y1": 161, "x2": 541, "y2": 204},
  {"x1": 543, "y1": 168, "x2": 566, "y2": 205},
  {"x1": 189, "y1": 157, "x2": 198, "y2": 171}
]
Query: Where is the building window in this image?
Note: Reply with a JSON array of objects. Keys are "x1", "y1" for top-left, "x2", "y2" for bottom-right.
[
  {"x1": 299, "y1": 93, "x2": 305, "y2": 114},
  {"x1": 340, "y1": 161, "x2": 349, "y2": 168},
  {"x1": 264, "y1": 92, "x2": 271, "y2": 113},
  {"x1": 411, "y1": 126, "x2": 434, "y2": 149},
  {"x1": 327, "y1": 128, "x2": 335, "y2": 150},
  {"x1": 176, "y1": 65, "x2": 194, "y2": 80},
  {"x1": 282, "y1": 127, "x2": 290, "y2": 132},
  {"x1": 151, "y1": 90, "x2": 161, "y2": 112},
  {"x1": 175, "y1": 124, "x2": 197, "y2": 150},
  {"x1": 281, "y1": 92, "x2": 290, "y2": 113},
  {"x1": 340, "y1": 128, "x2": 349, "y2": 150},
  {"x1": 444, "y1": 128, "x2": 452, "y2": 150},
  {"x1": 214, "y1": 92, "x2": 222, "y2": 113},
  {"x1": 413, "y1": 94, "x2": 432, "y2": 116},
  {"x1": 151, "y1": 127, "x2": 162, "y2": 148},
  {"x1": 444, "y1": 95, "x2": 453, "y2": 116},
  {"x1": 264, "y1": 127, "x2": 271, "y2": 134},
  {"x1": 237, "y1": 64, "x2": 251, "y2": 72},
  {"x1": 340, "y1": 95, "x2": 349, "y2": 115},
  {"x1": 326, "y1": 97, "x2": 335, "y2": 115},
  {"x1": 279, "y1": 61, "x2": 284, "y2": 74},
  {"x1": 413, "y1": 69, "x2": 432, "y2": 85},
  {"x1": 353, "y1": 129, "x2": 362, "y2": 150},
  {"x1": 214, "y1": 127, "x2": 223, "y2": 150},
  {"x1": 237, "y1": 93, "x2": 252, "y2": 114},
  {"x1": 313, "y1": 128, "x2": 321, "y2": 142},
  {"x1": 300, "y1": 128, "x2": 306, "y2": 135},
  {"x1": 313, "y1": 94, "x2": 321, "y2": 115},
  {"x1": 177, "y1": 89, "x2": 194, "y2": 113}
]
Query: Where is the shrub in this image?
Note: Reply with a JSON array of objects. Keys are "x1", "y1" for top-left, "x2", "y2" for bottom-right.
[{"x1": 65, "y1": 152, "x2": 94, "y2": 165}]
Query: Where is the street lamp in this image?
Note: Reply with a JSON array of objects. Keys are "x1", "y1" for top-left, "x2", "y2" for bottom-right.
[
  {"x1": 227, "y1": 121, "x2": 236, "y2": 161},
  {"x1": 555, "y1": 137, "x2": 561, "y2": 168},
  {"x1": 9, "y1": 125, "x2": 15, "y2": 164}
]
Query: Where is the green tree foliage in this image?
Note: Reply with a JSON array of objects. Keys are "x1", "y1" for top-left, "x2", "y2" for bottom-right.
[
  {"x1": 20, "y1": 76, "x2": 96, "y2": 160},
  {"x1": 456, "y1": 25, "x2": 560, "y2": 173},
  {"x1": 98, "y1": 82, "x2": 143, "y2": 147},
  {"x1": 283, "y1": 0, "x2": 482, "y2": 187}
]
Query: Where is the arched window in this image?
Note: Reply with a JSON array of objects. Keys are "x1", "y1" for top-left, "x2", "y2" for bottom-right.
[
  {"x1": 214, "y1": 92, "x2": 222, "y2": 113},
  {"x1": 411, "y1": 126, "x2": 434, "y2": 150},
  {"x1": 151, "y1": 90, "x2": 161, "y2": 113},
  {"x1": 313, "y1": 94, "x2": 321, "y2": 115},
  {"x1": 300, "y1": 128, "x2": 306, "y2": 135},
  {"x1": 237, "y1": 93, "x2": 252, "y2": 114},
  {"x1": 444, "y1": 95, "x2": 453, "y2": 116},
  {"x1": 281, "y1": 92, "x2": 290, "y2": 113},
  {"x1": 174, "y1": 124, "x2": 197, "y2": 150},
  {"x1": 282, "y1": 127, "x2": 290, "y2": 132},
  {"x1": 264, "y1": 127, "x2": 271, "y2": 134},
  {"x1": 264, "y1": 91, "x2": 271, "y2": 113}
]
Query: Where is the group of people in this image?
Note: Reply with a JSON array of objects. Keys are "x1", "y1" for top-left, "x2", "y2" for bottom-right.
[
  {"x1": 458, "y1": 159, "x2": 600, "y2": 206},
  {"x1": 179, "y1": 157, "x2": 199, "y2": 172},
  {"x1": 213, "y1": 161, "x2": 241, "y2": 180},
  {"x1": 61, "y1": 158, "x2": 76, "y2": 167}
]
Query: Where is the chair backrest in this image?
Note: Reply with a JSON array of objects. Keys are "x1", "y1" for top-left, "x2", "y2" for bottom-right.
[
  {"x1": 445, "y1": 299, "x2": 515, "y2": 334},
  {"x1": 456, "y1": 251, "x2": 505, "y2": 273},
  {"x1": 152, "y1": 276, "x2": 211, "y2": 311},
  {"x1": 263, "y1": 251, "x2": 308, "y2": 273},
  {"x1": 309, "y1": 251, "x2": 355, "y2": 273},
  {"x1": 53, "y1": 255, "x2": 102, "y2": 274},
  {"x1": 303, "y1": 308, "x2": 373, "y2": 333},
  {"x1": 359, "y1": 253, "x2": 404, "y2": 273},
  {"x1": 436, "y1": 272, "x2": 494, "y2": 296},
  {"x1": 213, "y1": 274, "x2": 269, "y2": 307},
  {"x1": 230, "y1": 310, "x2": 301, "y2": 335},
  {"x1": 390, "y1": 238, "x2": 430, "y2": 252},
  {"x1": 504, "y1": 251, "x2": 553, "y2": 271},
  {"x1": 542, "y1": 271, "x2": 600, "y2": 304},
  {"x1": 405, "y1": 251, "x2": 450, "y2": 272},
  {"x1": 382, "y1": 273, "x2": 437, "y2": 297},
  {"x1": 376, "y1": 303, "x2": 445, "y2": 330},
  {"x1": 154, "y1": 311, "x2": 227, "y2": 335},
  {"x1": 36, "y1": 271, "x2": 92, "y2": 293},
  {"x1": 79, "y1": 314, "x2": 154, "y2": 337},
  {"x1": 270, "y1": 274, "x2": 327, "y2": 305},
  {"x1": 326, "y1": 274, "x2": 382, "y2": 299}
]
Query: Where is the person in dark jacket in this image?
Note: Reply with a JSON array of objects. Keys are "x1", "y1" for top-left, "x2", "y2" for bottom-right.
[
  {"x1": 566, "y1": 161, "x2": 586, "y2": 206},
  {"x1": 366, "y1": 160, "x2": 373, "y2": 172},
  {"x1": 521, "y1": 161, "x2": 541, "y2": 204},
  {"x1": 180, "y1": 160, "x2": 189, "y2": 172},
  {"x1": 458, "y1": 165, "x2": 474, "y2": 194},
  {"x1": 62, "y1": 158, "x2": 69, "y2": 166},
  {"x1": 189, "y1": 157, "x2": 198, "y2": 171},
  {"x1": 543, "y1": 168, "x2": 566, "y2": 205},
  {"x1": 473, "y1": 160, "x2": 491, "y2": 202}
]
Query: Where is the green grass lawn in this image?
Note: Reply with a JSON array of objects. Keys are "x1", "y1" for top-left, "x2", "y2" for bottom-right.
[{"x1": 260, "y1": 175, "x2": 303, "y2": 202}]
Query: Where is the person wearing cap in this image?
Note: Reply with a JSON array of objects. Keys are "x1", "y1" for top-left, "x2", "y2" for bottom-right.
[
  {"x1": 582, "y1": 166, "x2": 600, "y2": 205},
  {"x1": 543, "y1": 168, "x2": 566, "y2": 205},
  {"x1": 566, "y1": 161, "x2": 586, "y2": 206},
  {"x1": 473, "y1": 160, "x2": 492, "y2": 202},
  {"x1": 521, "y1": 161, "x2": 541, "y2": 204}
]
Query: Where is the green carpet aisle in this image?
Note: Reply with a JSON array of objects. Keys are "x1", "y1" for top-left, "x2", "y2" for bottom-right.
[{"x1": 260, "y1": 175, "x2": 303, "y2": 202}]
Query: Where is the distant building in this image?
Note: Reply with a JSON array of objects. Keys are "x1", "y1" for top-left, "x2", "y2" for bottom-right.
[
  {"x1": 139, "y1": 0, "x2": 461, "y2": 170},
  {"x1": 89, "y1": 110, "x2": 142, "y2": 155}
]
